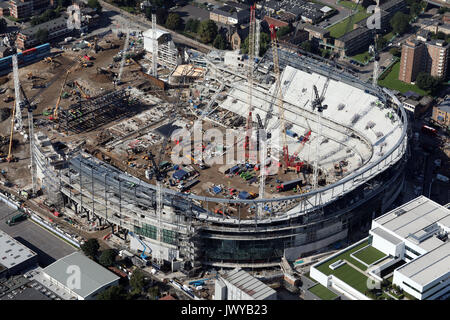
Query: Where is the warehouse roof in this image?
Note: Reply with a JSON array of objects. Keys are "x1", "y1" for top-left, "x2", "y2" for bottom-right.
[
  {"x1": 0, "y1": 229, "x2": 37, "y2": 270},
  {"x1": 42, "y1": 252, "x2": 119, "y2": 299},
  {"x1": 222, "y1": 268, "x2": 276, "y2": 300}
]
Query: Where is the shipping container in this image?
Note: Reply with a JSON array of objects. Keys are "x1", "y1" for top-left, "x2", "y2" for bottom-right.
[{"x1": 277, "y1": 178, "x2": 303, "y2": 192}]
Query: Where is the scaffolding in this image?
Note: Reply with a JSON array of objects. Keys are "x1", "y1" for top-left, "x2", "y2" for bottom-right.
[{"x1": 58, "y1": 89, "x2": 132, "y2": 133}]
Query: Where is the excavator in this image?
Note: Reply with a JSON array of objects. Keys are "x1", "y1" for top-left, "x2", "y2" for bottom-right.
[{"x1": 73, "y1": 81, "x2": 90, "y2": 99}]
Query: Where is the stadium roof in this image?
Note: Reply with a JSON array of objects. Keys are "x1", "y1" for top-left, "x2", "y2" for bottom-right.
[
  {"x1": 42, "y1": 252, "x2": 119, "y2": 299},
  {"x1": 222, "y1": 268, "x2": 276, "y2": 300},
  {"x1": 0, "y1": 229, "x2": 37, "y2": 270}
]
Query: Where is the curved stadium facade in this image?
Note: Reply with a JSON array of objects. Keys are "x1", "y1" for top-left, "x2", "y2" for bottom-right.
[{"x1": 40, "y1": 48, "x2": 409, "y2": 269}]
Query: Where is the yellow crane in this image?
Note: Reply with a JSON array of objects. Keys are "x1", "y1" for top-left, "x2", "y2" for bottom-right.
[
  {"x1": 74, "y1": 81, "x2": 90, "y2": 99},
  {"x1": 50, "y1": 69, "x2": 71, "y2": 121}
]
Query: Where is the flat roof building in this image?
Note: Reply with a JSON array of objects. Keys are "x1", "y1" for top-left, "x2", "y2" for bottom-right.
[
  {"x1": 0, "y1": 229, "x2": 38, "y2": 278},
  {"x1": 310, "y1": 196, "x2": 450, "y2": 300},
  {"x1": 432, "y1": 97, "x2": 450, "y2": 127},
  {"x1": 42, "y1": 252, "x2": 119, "y2": 300},
  {"x1": 370, "y1": 196, "x2": 450, "y2": 300},
  {"x1": 215, "y1": 268, "x2": 277, "y2": 300}
]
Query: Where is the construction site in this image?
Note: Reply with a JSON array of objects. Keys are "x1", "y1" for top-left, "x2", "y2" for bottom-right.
[{"x1": 0, "y1": 9, "x2": 408, "y2": 277}]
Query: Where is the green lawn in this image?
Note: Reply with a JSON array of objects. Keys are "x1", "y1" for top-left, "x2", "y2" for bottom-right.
[
  {"x1": 350, "y1": 51, "x2": 371, "y2": 64},
  {"x1": 309, "y1": 284, "x2": 338, "y2": 300},
  {"x1": 383, "y1": 32, "x2": 395, "y2": 42},
  {"x1": 378, "y1": 62, "x2": 428, "y2": 95},
  {"x1": 316, "y1": 240, "x2": 370, "y2": 272},
  {"x1": 339, "y1": 0, "x2": 365, "y2": 10},
  {"x1": 353, "y1": 246, "x2": 386, "y2": 265},
  {"x1": 327, "y1": 11, "x2": 371, "y2": 38}
]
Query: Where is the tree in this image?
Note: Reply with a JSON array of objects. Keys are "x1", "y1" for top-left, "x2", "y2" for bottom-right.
[
  {"x1": 416, "y1": 72, "x2": 441, "y2": 93},
  {"x1": 259, "y1": 32, "x2": 270, "y2": 57},
  {"x1": 35, "y1": 29, "x2": 49, "y2": 44},
  {"x1": 58, "y1": 0, "x2": 72, "y2": 7},
  {"x1": 155, "y1": 7, "x2": 168, "y2": 25},
  {"x1": 376, "y1": 37, "x2": 387, "y2": 50},
  {"x1": 276, "y1": 25, "x2": 292, "y2": 39},
  {"x1": 300, "y1": 40, "x2": 313, "y2": 53},
  {"x1": 96, "y1": 285, "x2": 127, "y2": 300},
  {"x1": 198, "y1": 20, "x2": 218, "y2": 44},
  {"x1": 165, "y1": 13, "x2": 181, "y2": 30},
  {"x1": 148, "y1": 286, "x2": 160, "y2": 300},
  {"x1": 0, "y1": 18, "x2": 6, "y2": 33},
  {"x1": 81, "y1": 238, "x2": 100, "y2": 258},
  {"x1": 185, "y1": 18, "x2": 200, "y2": 33},
  {"x1": 145, "y1": 7, "x2": 152, "y2": 20},
  {"x1": 390, "y1": 12, "x2": 410, "y2": 35},
  {"x1": 389, "y1": 47, "x2": 400, "y2": 57},
  {"x1": 129, "y1": 268, "x2": 145, "y2": 295},
  {"x1": 88, "y1": 0, "x2": 102, "y2": 12},
  {"x1": 99, "y1": 249, "x2": 116, "y2": 267},
  {"x1": 213, "y1": 34, "x2": 227, "y2": 50}
]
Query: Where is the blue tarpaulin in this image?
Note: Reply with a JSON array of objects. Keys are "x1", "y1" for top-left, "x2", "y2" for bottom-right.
[
  {"x1": 212, "y1": 186, "x2": 222, "y2": 194},
  {"x1": 238, "y1": 191, "x2": 250, "y2": 199},
  {"x1": 172, "y1": 170, "x2": 188, "y2": 180}
]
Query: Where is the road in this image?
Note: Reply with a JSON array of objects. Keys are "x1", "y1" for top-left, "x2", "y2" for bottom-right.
[
  {"x1": 0, "y1": 202, "x2": 76, "y2": 267},
  {"x1": 94, "y1": 0, "x2": 214, "y2": 53}
]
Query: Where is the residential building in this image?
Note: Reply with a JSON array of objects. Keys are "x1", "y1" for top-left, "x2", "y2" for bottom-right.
[
  {"x1": 399, "y1": 38, "x2": 449, "y2": 83},
  {"x1": 16, "y1": 16, "x2": 70, "y2": 50},
  {"x1": 210, "y1": 5, "x2": 250, "y2": 26},
  {"x1": 425, "y1": 40, "x2": 450, "y2": 79},
  {"x1": 311, "y1": 196, "x2": 450, "y2": 300},
  {"x1": 334, "y1": 27, "x2": 372, "y2": 56},
  {"x1": 0, "y1": 2, "x2": 10, "y2": 16},
  {"x1": 9, "y1": 0, "x2": 49, "y2": 19},
  {"x1": 398, "y1": 39, "x2": 426, "y2": 83},
  {"x1": 432, "y1": 97, "x2": 450, "y2": 126},
  {"x1": 303, "y1": 23, "x2": 330, "y2": 42},
  {"x1": 215, "y1": 268, "x2": 277, "y2": 300},
  {"x1": 42, "y1": 252, "x2": 119, "y2": 300}
]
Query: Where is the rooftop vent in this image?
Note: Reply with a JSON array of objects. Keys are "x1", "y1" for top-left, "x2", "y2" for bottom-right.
[{"x1": 394, "y1": 208, "x2": 406, "y2": 217}]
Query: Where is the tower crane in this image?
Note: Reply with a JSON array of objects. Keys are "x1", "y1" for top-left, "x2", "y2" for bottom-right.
[
  {"x1": 370, "y1": 0, "x2": 381, "y2": 87},
  {"x1": 311, "y1": 78, "x2": 329, "y2": 190},
  {"x1": 19, "y1": 85, "x2": 36, "y2": 195},
  {"x1": 152, "y1": 13, "x2": 158, "y2": 77},
  {"x1": 269, "y1": 24, "x2": 289, "y2": 170},
  {"x1": 244, "y1": 5, "x2": 256, "y2": 163},
  {"x1": 116, "y1": 23, "x2": 130, "y2": 85},
  {"x1": 6, "y1": 54, "x2": 22, "y2": 162}
]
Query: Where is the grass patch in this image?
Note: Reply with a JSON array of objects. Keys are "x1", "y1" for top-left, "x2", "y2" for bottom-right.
[
  {"x1": 326, "y1": 263, "x2": 369, "y2": 293},
  {"x1": 339, "y1": 0, "x2": 365, "y2": 10},
  {"x1": 383, "y1": 32, "x2": 395, "y2": 42},
  {"x1": 316, "y1": 240, "x2": 370, "y2": 272},
  {"x1": 309, "y1": 284, "x2": 338, "y2": 300},
  {"x1": 350, "y1": 51, "x2": 371, "y2": 63},
  {"x1": 327, "y1": 11, "x2": 371, "y2": 38},
  {"x1": 353, "y1": 246, "x2": 386, "y2": 265},
  {"x1": 377, "y1": 62, "x2": 428, "y2": 95}
]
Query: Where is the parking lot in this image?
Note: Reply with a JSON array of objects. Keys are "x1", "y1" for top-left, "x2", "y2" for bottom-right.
[
  {"x1": 0, "y1": 202, "x2": 76, "y2": 267},
  {"x1": 171, "y1": 3, "x2": 212, "y2": 23}
]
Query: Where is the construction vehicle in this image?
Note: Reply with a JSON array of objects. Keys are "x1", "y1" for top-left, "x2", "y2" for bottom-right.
[
  {"x1": 6, "y1": 212, "x2": 28, "y2": 226},
  {"x1": 128, "y1": 231, "x2": 151, "y2": 264},
  {"x1": 3, "y1": 95, "x2": 13, "y2": 103},
  {"x1": 80, "y1": 61, "x2": 93, "y2": 68},
  {"x1": 73, "y1": 81, "x2": 90, "y2": 99},
  {"x1": 44, "y1": 57, "x2": 53, "y2": 63},
  {"x1": 26, "y1": 72, "x2": 34, "y2": 80}
]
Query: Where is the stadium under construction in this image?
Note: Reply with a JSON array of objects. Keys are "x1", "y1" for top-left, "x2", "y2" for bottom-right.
[{"x1": 29, "y1": 41, "x2": 408, "y2": 271}]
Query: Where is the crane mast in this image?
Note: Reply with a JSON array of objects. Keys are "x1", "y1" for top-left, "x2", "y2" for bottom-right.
[
  {"x1": 117, "y1": 24, "x2": 130, "y2": 84},
  {"x1": 12, "y1": 55, "x2": 22, "y2": 132},
  {"x1": 244, "y1": 5, "x2": 256, "y2": 163},
  {"x1": 372, "y1": 0, "x2": 380, "y2": 87},
  {"x1": 152, "y1": 13, "x2": 158, "y2": 77},
  {"x1": 7, "y1": 54, "x2": 22, "y2": 162},
  {"x1": 269, "y1": 24, "x2": 289, "y2": 169}
]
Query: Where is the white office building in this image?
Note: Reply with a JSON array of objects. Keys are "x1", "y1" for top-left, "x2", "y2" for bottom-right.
[{"x1": 369, "y1": 196, "x2": 450, "y2": 300}]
